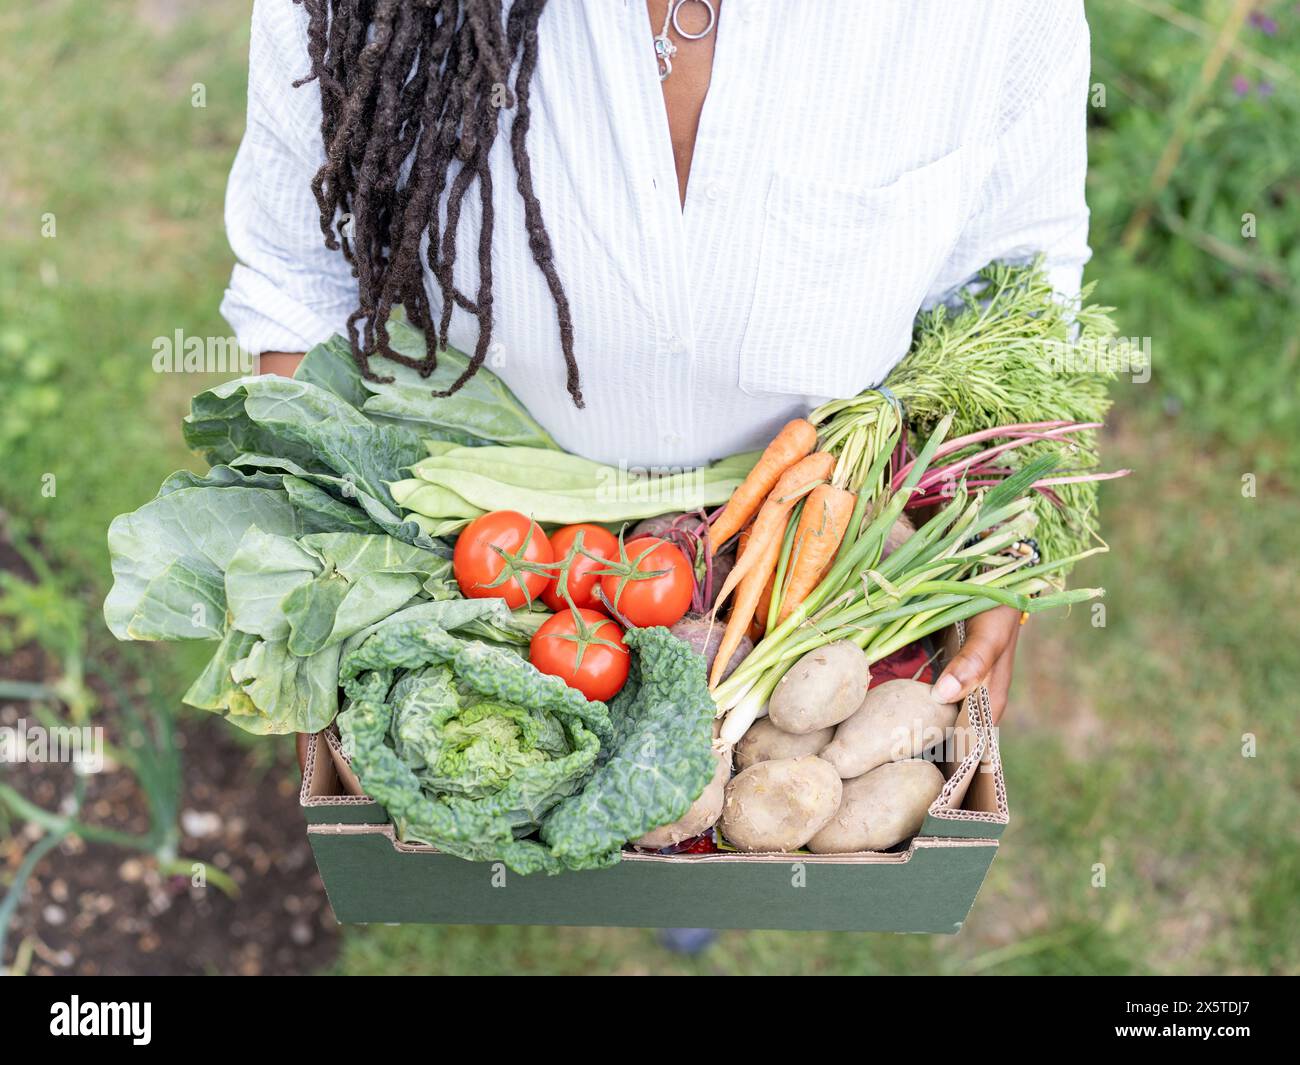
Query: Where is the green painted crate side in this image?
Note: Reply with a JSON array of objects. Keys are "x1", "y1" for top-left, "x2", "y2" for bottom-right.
[
  {"x1": 303, "y1": 801, "x2": 387, "y2": 825},
  {"x1": 307, "y1": 831, "x2": 996, "y2": 934},
  {"x1": 920, "y1": 813, "x2": 1007, "y2": 840}
]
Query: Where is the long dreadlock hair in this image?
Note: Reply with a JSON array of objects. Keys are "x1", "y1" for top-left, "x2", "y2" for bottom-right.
[{"x1": 293, "y1": 0, "x2": 583, "y2": 406}]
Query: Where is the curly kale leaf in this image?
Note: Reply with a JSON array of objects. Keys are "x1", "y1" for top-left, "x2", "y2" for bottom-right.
[
  {"x1": 338, "y1": 620, "x2": 714, "y2": 875},
  {"x1": 337, "y1": 618, "x2": 606, "y2": 874},
  {"x1": 540, "y1": 626, "x2": 716, "y2": 870}
]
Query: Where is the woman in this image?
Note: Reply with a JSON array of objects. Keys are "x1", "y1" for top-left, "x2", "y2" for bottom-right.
[{"x1": 223, "y1": 0, "x2": 1093, "y2": 722}]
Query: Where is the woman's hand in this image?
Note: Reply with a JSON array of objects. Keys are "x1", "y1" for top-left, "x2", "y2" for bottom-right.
[{"x1": 931, "y1": 605, "x2": 1021, "y2": 724}]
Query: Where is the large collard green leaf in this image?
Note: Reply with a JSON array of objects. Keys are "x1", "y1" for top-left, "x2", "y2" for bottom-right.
[
  {"x1": 183, "y1": 376, "x2": 425, "y2": 510},
  {"x1": 184, "y1": 622, "x2": 344, "y2": 735},
  {"x1": 226, "y1": 452, "x2": 435, "y2": 549},
  {"x1": 156, "y1": 464, "x2": 284, "y2": 496},
  {"x1": 103, "y1": 486, "x2": 303, "y2": 641},
  {"x1": 540, "y1": 626, "x2": 716, "y2": 870},
  {"x1": 191, "y1": 525, "x2": 457, "y2": 733},
  {"x1": 228, "y1": 637, "x2": 342, "y2": 735},
  {"x1": 290, "y1": 334, "x2": 371, "y2": 410},
  {"x1": 223, "y1": 527, "x2": 321, "y2": 640},
  {"x1": 183, "y1": 528, "x2": 458, "y2": 735},
  {"x1": 302, "y1": 531, "x2": 452, "y2": 585},
  {"x1": 184, "y1": 626, "x2": 261, "y2": 719},
  {"x1": 184, "y1": 626, "x2": 343, "y2": 736},
  {"x1": 184, "y1": 382, "x2": 326, "y2": 473},
  {"x1": 294, "y1": 311, "x2": 557, "y2": 449},
  {"x1": 337, "y1": 608, "x2": 602, "y2": 874},
  {"x1": 280, "y1": 475, "x2": 384, "y2": 535},
  {"x1": 262, "y1": 530, "x2": 451, "y2": 654},
  {"x1": 156, "y1": 465, "x2": 384, "y2": 536}
]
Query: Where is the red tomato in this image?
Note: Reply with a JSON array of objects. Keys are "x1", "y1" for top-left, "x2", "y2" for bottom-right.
[
  {"x1": 453, "y1": 510, "x2": 553, "y2": 609},
  {"x1": 529, "y1": 608, "x2": 630, "y2": 701},
  {"x1": 599, "y1": 536, "x2": 693, "y2": 628},
  {"x1": 541, "y1": 523, "x2": 620, "y2": 612}
]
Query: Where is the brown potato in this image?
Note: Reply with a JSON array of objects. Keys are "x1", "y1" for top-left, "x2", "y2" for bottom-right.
[
  {"x1": 807, "y1": 759, "x2": 946, "y2": 854},
  {"x1": 720, "y1": 756, "x2": 842, "y2": 852},
  {"x1": 767, "y1": 641, "x2": 871, "y2": 735},
  {"x1": 634, "y1": 739, "x2": 731, "y2": 850},
  {"x1": 735, "y1": 717, "x2": 833, "y2": 772},
  {"x1": 820, "y1": 679, "x2": 959, "y2": 779}
]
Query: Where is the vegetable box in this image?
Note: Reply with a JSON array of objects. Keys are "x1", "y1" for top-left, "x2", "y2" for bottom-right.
[{"x1": 299, "y1": 686, "x2": 1008, "y2": 934}]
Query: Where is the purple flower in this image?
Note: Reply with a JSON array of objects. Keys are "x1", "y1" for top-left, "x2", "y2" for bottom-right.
[
  {"x1": 1259, "y1": 80, "x2": 1276, "y2": 97},
  {"x1": 1232, "y1": 73, "x2": 1252, "y2": 96},
  {"x1": 1248, "y1": 11, "x2": 1278, "y2": 35}
]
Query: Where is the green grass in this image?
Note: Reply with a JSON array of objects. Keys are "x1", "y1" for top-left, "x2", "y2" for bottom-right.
[
  {"x1": 1086, "y1": 0, "x2": 1300, "y2": 475},
  {"x1": 0, "y1": 0, "x2": 1296, "y2": 975},
  {"x1": 0, "y1": 0, "x2": 248, "y2": 575}
]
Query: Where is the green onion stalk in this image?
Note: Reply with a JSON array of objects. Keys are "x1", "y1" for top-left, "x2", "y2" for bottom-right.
[{"x1": 714, "y1": 414, "x2": 1106, "y2": 744}]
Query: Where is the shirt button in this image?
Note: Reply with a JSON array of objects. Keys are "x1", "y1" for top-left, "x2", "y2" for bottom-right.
[
  {"x1": 487, "y1": 341, "x2": 506, "y2": 368},
  {"x1": 705, "y1": 182, "x2": 722, "y2": 202},
  {"x1": 668, "y1": 334, "x2": 687, "y2": 355}
]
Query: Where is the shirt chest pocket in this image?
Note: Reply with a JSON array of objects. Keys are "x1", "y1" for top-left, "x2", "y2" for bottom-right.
[{"x1": 738, "y1": 146, "x2": 974, "y2": 400}]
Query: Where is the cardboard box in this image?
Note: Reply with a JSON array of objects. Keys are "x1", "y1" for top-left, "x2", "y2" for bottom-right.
[{"x1": 300, "y1": 686, "x2": 1008, "y2": 934}]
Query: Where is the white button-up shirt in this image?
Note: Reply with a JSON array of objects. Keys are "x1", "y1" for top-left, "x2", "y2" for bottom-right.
[{"x1": 222, "y1": 0, "x2": 1092, "y2": 468}]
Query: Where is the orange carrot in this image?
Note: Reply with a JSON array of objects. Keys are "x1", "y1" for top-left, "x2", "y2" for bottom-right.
[
  {"x1": 775, "y1": 483, "x2": 856, "y2": 624},
  {"x1": 749, "y1": 571, "x2": 776, "y2": 642},
  {"x1": 712, "y1": 451, "x2": 835, "y2": 610},
  {"x1": 707, "y1": 419, "x2": 817, "y2": 551},
  {"x1": 736, "y1": 525, "x2": 752, "y2": 558},
  {"x1": 710, "y1": 528, "x2": 784, "y2": 689}
]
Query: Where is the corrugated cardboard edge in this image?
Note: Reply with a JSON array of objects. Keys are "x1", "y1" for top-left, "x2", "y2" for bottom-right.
[
  {"x1": 299, "y1": 728, "x2": 373, "y2": 812},
  {"x1": 924, "y1": 683, "x2": 1009, "y2": 830},
  {"x1": 306, "y1": 820, "x2": 994, "y2": 864}
]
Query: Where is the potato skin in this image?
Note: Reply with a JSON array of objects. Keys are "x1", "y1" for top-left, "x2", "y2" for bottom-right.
[
  {"x1": 735, "y1": 718, "x2": 834, "y2": 772},
  {"x1": 820, "y1": 679, "x2": 959, "y2": 779},
  {"x1": 634, "y1": 738, "x2": 731, "y2": 849},
  {"x1": 807, "y1": 759, "x2": 945, "y2": 854},
  {"x1": 720, "y1": 756, "x2": 842, "y2": 852},
  {"x1": 767, "y1": 641, "x2": 871, "y2": 735}
]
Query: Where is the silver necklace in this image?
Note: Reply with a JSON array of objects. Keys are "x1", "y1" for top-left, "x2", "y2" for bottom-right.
[{"x1": 653, "y1": 0, "x2": 718, "y2": 81}]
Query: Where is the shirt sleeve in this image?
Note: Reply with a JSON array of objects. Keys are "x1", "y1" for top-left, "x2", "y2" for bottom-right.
[
  {"x1": 220, "y1": 0, "x2": 358, "y2": 355},
  {"x1": 930, "y1": 0, "x2": 1092, "y2": 304}
]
